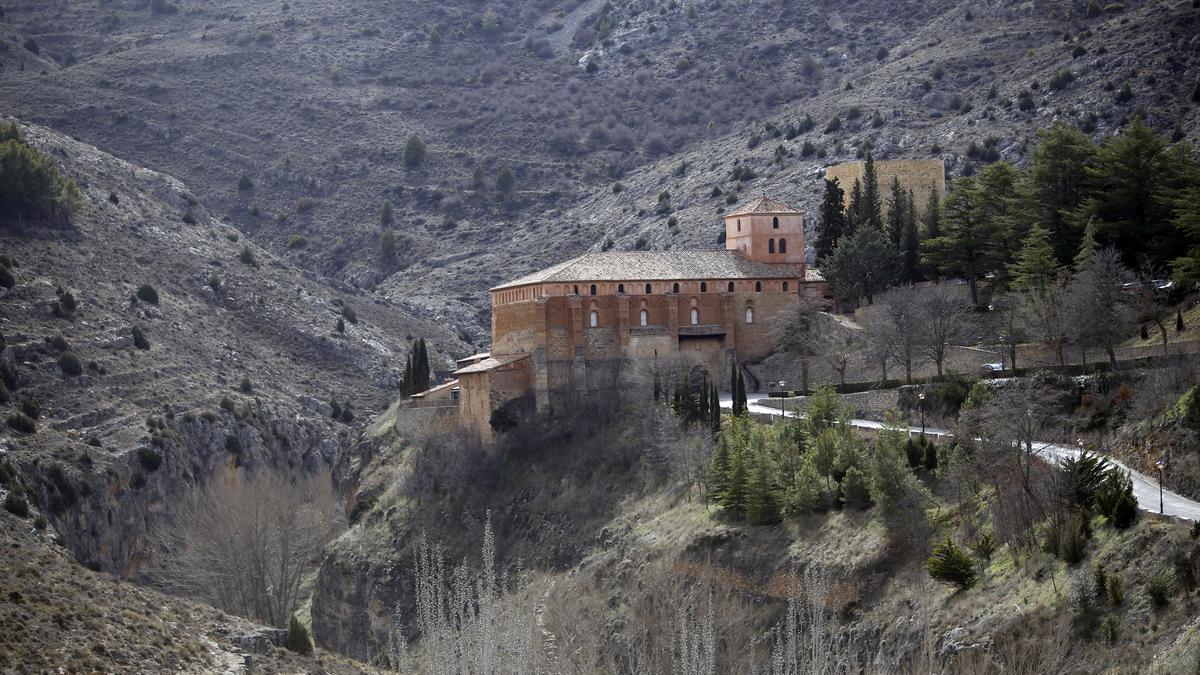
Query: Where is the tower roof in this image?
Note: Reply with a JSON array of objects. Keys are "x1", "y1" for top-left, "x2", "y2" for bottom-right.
[{"x1": 723, "y1": 194, "x2": 801, "y2": 217}]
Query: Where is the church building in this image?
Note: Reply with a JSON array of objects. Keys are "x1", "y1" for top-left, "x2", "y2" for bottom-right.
[{"x1": 452, "y1": 195, "x2": 829, "y2": 444}]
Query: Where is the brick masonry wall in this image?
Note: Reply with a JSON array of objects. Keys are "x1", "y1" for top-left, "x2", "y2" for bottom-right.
[{"x1": 825, "y1": 159, "x2": 945, "y2": 218}]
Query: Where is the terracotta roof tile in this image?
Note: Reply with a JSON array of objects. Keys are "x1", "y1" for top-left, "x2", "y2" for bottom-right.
[{"x1": 491, "y1": 251, "x2": 805, "y2": 290}]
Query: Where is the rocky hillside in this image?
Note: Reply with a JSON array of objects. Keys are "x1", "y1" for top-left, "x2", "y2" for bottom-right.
[
  {"x1": 0, "y1": 508, "x2": 369, "y2": 673},
  {"x1": 0, "y1": 120, "x2": 466, "y2": 576},
  {"x1": 0, "y1": 0, "x2": 1195, "y2": 339}
]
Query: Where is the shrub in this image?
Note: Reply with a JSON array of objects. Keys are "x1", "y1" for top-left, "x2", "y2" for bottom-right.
[
  {"x1": 58, "y1": 352, "x2": 82, "y2": 377},
  {"x1": 336, "y1": 317, "x2": 345, "y2": 333},
  {"x1": 1072, "y1": 45, "x2": 1088, "y2": 58},
  {"x1": 137, "y1": 446, "x2": 163, "y2": 472},
  {"x1": 286, "y1": 616, "x2": 313, "y2": 655},
  {"x1": 150, "y1": 0, "x2": 178, "y2": 14},
  {"x1": 225, "y1": 434, "x2": 242, "y2": 454},
  {"x1": 926, "y1": 538, "x2": 977, "y2": 590},
  {"x1": 932, "y1": 63, "x2": 946, "y2": 80},
  {"x1": 20, "y1": 398, "x2": 39, "y2": 419},
  {"x1": 340, "y1": 304, "x2": 358, "y2": 324},
  {"x1": 1099, "y1": 614, "x2": 1119, "y2": 644},
  {"x1": 875, "y1": 46, "x2": 888, "y2": 61},
  {"x1": 0, "y1": 266, "x2": 13, "y2": 289},
  {"x1": 495, "y1": 165, "x2": 516, "y2": 194},
  {"x1": 1115, "y1": 83, "x2": 1133, "y2": 103},
  {"x1": 824, "y1": 117, "x2": 842, "y2": 134},
  {"x1": 1147, "y1": 572, "x2": 1172, "y2": 607},
  {"x1": 181, "y1": 210, "x2": 197, "y2": 225},
  {"x1": 1107, "y1": 575, "x2": 1124, "y2": 606},
  {"x1": 239, "y1": 377, "x2": 253, "y2": 394},
  {"x1": 238, "y1": 174, "x2": 253, "y2": 191},
  {"x1": 3, "y1": 493, "x2": 29, "y2": 517},
  {"x1": 239, "y1": 246, "x2": 257, "y2": 267},
  {"x1": 1017, "y1": 91, "x2": 1036, "y2": 111},
  {"x1": 287, "y1": 234, "x2": 308, "y2": 249},
  {"x1": 136, "y1": 284, "x2": 159, "y2": 305},
  {"x1": 403, "y1": 134, "x2": 426, "y2": 168},
  {"x1": 6, "y1": 412, "x2": 36, "y2": 433},
  {"x1": 132, "y1": 325, "x2": 150, "y2": 350},
  {"x1": 207, "y1": 273, "x2": 221, "y2": 292}
]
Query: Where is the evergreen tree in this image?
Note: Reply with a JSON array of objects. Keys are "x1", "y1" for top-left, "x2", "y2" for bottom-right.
[
  {"x1": 786, "y1": 455, "x2": 824, "y2": 513},
  {"x1": 403, "y1": 354, "x2": 413, "y2": 396},
  {"x1": 735, "y1": 369, "x2": 748, "y2": 415},
  {"x1": 710, "y1": 384, "x2": 721, "y2": 434},
  {"x1": 707, "y1": 433, "x2": 731, "y2": 499},
  {"x1": 496, "y1": 165, "x2": 516, "y2": 195},
  {"x1": 816, "y1": 178, "x2": 847, "y2": 261},
  {"x1": 900, "y1": 188, "x2": 921, "y2": 283},
  {"x1": 1026, "y1": 123, "x2": 1096, "y2": 265},
  {"x1": 722, "y1": 434, "x2": 749, "y2": 517},
  {"x1": 1075, "y1": 217, "x2": 1101, "y2": 269},
  {"x1": 822, "y1": 227, "x2": 898, "y2": 304},
  {"x1": 380, "y1": 200, "x2": 395, "y2": 226},
  {"x1": 886, "y1": 176, "x2": 907, "y2": 250},
  {"x1": 922, "y1": 176, "x2": 998, "y2": 305},
  {"x1": 923, "y1": 187, "x2": 942, "y2": 240},
  {"x1": 840, "y1": 465, "x2": 872, "y2": 509},
  {"x1": 380, "y1": 228, "x2": 396, "y2": 261},
  {"x1": 861, "y1": 153, "x2": 883, "y2": 232},
  {"x1": 336, "y1": 317, "x2": 345, "y2": 333},
  {"x1": 846, "y1": 178, "x2": 866, "y2": 234},
  {"x1": 1010, "y1": 223, "x2": 1059, "y2": 292},
  {"x1": 1170, "y1": 187, "x2": 1200, "y2": 285},
  {"x1": 811, "y1": 428, "x2": 840, "y2": 491},
  {"x1": 403, "y1": 134, "x2": 426, "y2": 168},
  {"x1": 746, "y1": 447, "x2": 782, "y2": 524}
]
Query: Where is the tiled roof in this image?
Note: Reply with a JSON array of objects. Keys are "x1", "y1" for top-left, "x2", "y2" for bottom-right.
[
  {"x1": 453, "y1": 353, "x2": 529, "y2": 375},
  {"x1": 723, "y1": 195, "x2": 801, "y2": 217},
  {"x1": 491, "y1": 250, "x2": 805, "y2": 290},
  {"x1": 805, "y1": 268, "x2": 825, "y2": 282}
]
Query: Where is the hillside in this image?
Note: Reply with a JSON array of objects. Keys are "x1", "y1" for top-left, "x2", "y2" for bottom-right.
[
  {"x1": 0, "y1": 508, "x2": 369, "y2": 673},
  {"x1": 0, "y1": 0, "x2": 1196, "y2": 340},
  {"x1": 0, "y1": 120, "x2": 466, "y2": 576},
  {"x1": 311, "y1": 397, "x2": 1200, "y2": 672}
]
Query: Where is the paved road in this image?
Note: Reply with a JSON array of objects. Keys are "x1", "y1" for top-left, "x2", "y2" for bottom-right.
[{"x1": 719, "y1": 393, "x2": 1200, "y2": 522}]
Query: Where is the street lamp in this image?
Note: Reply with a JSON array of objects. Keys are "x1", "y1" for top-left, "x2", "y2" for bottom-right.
[
  {"x1": 777, "y1": 381, "x2": 786, "y2": 419},
  {"x1": 917, "y1": 392, "x2": 926, "y2": 435},
  {"x1": 1156, "y1": 458, "x2": 1166, "y2": 515}
]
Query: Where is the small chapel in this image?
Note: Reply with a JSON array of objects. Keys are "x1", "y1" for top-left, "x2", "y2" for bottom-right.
[{"x1": 442, "y1": 195, "x2": 831, "y2": 444}]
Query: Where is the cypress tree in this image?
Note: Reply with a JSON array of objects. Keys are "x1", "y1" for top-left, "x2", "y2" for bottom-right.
[
  {"x1": 735, "y1": 370, "x2": 748, "y2": 416},
  {"x1": 403, "y1": 355, "x2": 413, "y2": 396},
  {"x1": 862, "y1": 153, "x2": 883, "y2": 233},
  {"x1": 886, "y1": 176, "x2": 906, "y2": 250},
  {"x1": 816, "y1": 178, "x2": 847, "y2": 261},
  {"x1": 901, "y1": 188, "x2": 921, "y2": 283},
  {"x1": 705, "y1": 384, "x2": 715, "y2": 429},
  {"x1": 1177, "y1": 309, "x2": 1185, "y2": 332},
  {"x1": 846, "y1": 178, "x2": 865, "y2": 234}
]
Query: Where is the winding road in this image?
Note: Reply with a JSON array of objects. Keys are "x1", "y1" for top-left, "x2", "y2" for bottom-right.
[{"x1": 720, "y1": 393, "x2": 1200, "y2": 522}]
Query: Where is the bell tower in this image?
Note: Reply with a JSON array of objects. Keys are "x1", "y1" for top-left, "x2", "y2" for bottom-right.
[{"x1": 722, "y1": 195, "x2": 805, "y2": 267}]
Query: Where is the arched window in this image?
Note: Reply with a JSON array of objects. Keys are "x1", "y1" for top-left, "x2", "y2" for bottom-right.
[
  {"x1": 700, "y1": 282, "x2": 707, "y2": 293},
  {"x1": 573, "y1": 285, "x2": 579, "y2": 295},
  {"x1": 727, "y1": 281, "x2": 735, "y2": 292},
  {"x1": 589, "y1": 309, "x2": 599, "y2": 327},
  {"x1": 736, "y1": 219, "x2": 742, "y2": 232},
  {"x1": 691, "y1": 308, "x2": 699, "y2": 325},
  {"x1": 640, "y1": 309, "x2": 649, "y2": 326},
  {"x1": 745, "y1": 305, "x2": 754, "y2": 324},
  {"x1": 783, "y1": 281, "x2": 790, "y2": 292},
  {"x1": 755, "y1": 281, "x2": 762, "y2": 292},
  {"x1": 672, "y1": 282, "x2": 680, "y2": 293},
  {"x1": 768, "y1": 239, "x2": 776, "y2": 254},
  {"x1": 779, "y1": 238, "x2": 788, "y2": 254},
  {"x1": 618, "y1": 283, "x2": 625, "y2": 294},
  {"x1": 645, "y1": 283, "x2": 652, "y2": 294},
  {"x1": 772, "y1": 216, "x2": 779, "y2": 229},
  {"x1": 590, "y1": 284, "x2": 597, "y2": 296}
]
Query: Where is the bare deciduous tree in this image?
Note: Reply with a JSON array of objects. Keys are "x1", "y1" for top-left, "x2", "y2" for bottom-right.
[
  {"x1": 1067, "y1": 247, "x2": 1134, "y2": 368},
  {"x1": 159, "y1": 469, "x2": 340, "y2": 628},
  {"x1": 768, "y1": 296, "x2": 827, "y2": 393},
  {"x1": 1018, "y1": 272, "x2": 1069, "y2": 366},
  {"x1": 873, "y1": 285, "x2": 924, "y2": 384},
  {"x1": 916, "y1": 285, "x2": 973, "y2": 378}
]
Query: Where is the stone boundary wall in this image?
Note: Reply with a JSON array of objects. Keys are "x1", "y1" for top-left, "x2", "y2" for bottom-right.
[
  {"x1": 392, "y1": 406, "x2": 460, "y2": 439},
  {"x1": 825, "y1": 159, "x2": 945, "y2": 218}
]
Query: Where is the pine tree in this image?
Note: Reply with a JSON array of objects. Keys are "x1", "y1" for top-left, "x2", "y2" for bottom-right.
[
  {"x1": 722, "y1": 435, "x2": 749, "y2": 518},
  {"x1": 707, "y1": 434, "x2": 731, "y2": 499},
  {"x1": 1026, "y1": 123, "x2": 1095, "y2": 265},
  {"x1": 815, "y1": 178, "x2": 846, "y2": 261},
  {"x1": 840, "y1": 465, "x2": 872, "y2": 509},
  {"x1": 1075, "y1": 217, "x2": 1101, "y2": 269},
  {"x1": 1010, "y1": 223, "x2": 1059, "y2": 292},
  {"x1": 746, "y1": 448, "x2": 782, "y2": 524}
]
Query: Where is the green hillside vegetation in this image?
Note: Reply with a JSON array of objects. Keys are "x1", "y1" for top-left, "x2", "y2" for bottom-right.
[{"x1": 0, "y1": 123, "x2": 82, "y2": 226}]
